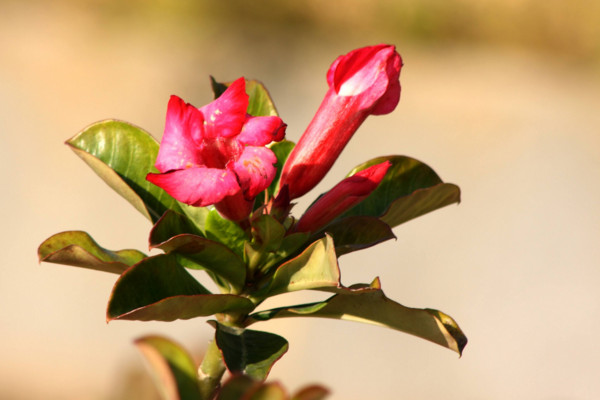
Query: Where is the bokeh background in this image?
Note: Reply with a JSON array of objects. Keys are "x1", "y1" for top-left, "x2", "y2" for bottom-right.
[{"x1": 2, "y1": 0, "x2": 600, "y2": 399}]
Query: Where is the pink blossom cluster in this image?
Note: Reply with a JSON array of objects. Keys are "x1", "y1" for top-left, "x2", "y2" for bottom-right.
[{"x1": 147, "y1": 44, "x2": 402, "y2": 230}]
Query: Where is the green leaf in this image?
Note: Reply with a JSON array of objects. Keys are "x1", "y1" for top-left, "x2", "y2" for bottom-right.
[
  {"x1": 213, "y1": 322, "x2": 288, "y2": 380},
  {"x1": 380, "y1": 183, "x2": 461, "y2": 228},
  {"x1": 67, "y1": 120, "x2": 210, "y2": 229},
  {"x1": 204, "y1": 209, "x2": 248, "y2": 258},
  {"x1": 149, "y1": 209, "x2": 206, "y2": 246},
  {"x1": 152, "y1": 233, "x2": 246, "y2": 294},
  {"x1": 245, "y1": 215, "x2": 286, "y2": 273},
  {"x1": 107, "y1": 255, "x2": 254, "y2": 321},
  {"x1": 248, "y1": 278, "x2": 467, "y2": 356},
  {"x1": 342, "y1": 156, "x2": 461, "y2": 228},
  {"x1": 244, "y1": 215, "x2": 309, "y2": 277},
  {"x1": 267, "y1": 140, "x2": 295, "y2": 197},
  {"x1": 318, "y1": 216, "x2": 396, "y2": 256},
  {"x1": 38, "y1": 231, "x2": 145, "y2": 274},
  {"x1": 67, "y1": 120, "x2": 177, "y2": 222},
  {"x1": 258, "y1": 235, "x2": 340, "y2": 299},
  {"x1": 211, "y1": 77, "x2": 279, "y2": 117},
  {"x1": 276, "y1": 232, "x2": 310, "y2": 258},
  {"x1": 149, "y1": 209, "x2": 245, "y2": 292},
  {"x1": 135, "y1": 335, "x2": 200, "y2": 400},
  {"x1": 245, "y1": 80, "x2": 280, "y2": 117},
  {"x1": 259, "y1": 232, "x2": 310, "y2": 274},
  {"x1": 251, "y1": 215, "x2": 286, "y2": 252}
]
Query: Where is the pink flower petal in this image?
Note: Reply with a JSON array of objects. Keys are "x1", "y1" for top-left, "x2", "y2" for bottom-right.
[
  {"x1": 146, "y1": 167, "x2": 240, "y2": 207},
  {"x1": 231, "y1": 146, "x2": 277, "y2": 199},
  {"x1": 371, "y1": 78, "x2": 401, "y2": 116},
  {"x1": 197, "y1": 136, "x2": 243, "y2": 170},
  {"x1": 155, "y1": 95, "x2": 206, "y2": 172},
  {"x1": 215, "y1": 191, "x2": 254, "y2": 221},
  {"x1": 332, "y1": 45, "x2": 386, "y2": 95},
  {"x1": 238, "y1": 115, "x2": 287, "y2": 146},
  {"x1": 199, "y1": 77, "x2": 248, "y2": 139},
  {"x1": 332, "y1": 45, "x2": 401, "y2": 111}
]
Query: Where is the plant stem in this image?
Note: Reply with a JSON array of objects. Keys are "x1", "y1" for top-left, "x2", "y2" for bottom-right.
[{"x1": 198, "y1": 338, "x2": 226, "y2": 400}]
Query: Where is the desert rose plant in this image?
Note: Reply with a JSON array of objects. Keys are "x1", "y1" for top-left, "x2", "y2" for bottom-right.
[{"x1": 38, "y1": 44, "x2": 467, "y2": 400}]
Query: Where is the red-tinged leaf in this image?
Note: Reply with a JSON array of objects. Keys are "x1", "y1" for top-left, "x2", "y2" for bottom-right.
[
  {"x1": 38, "y1": 230, "x2": 145, "y2": 274},
  {"x1": 149, "y1": 210, "x2": 245, "y2": 293},
  {"x1": 247, "y1": 278, "x2": 467, "y2": 356},
  {"x1": 152, "y1": 233, "x2": 246, "y2": 294},
  {"x1": 380, "y1": 183, "x2": 461, "y2": 228},
  {"x1": 135, "y1": 335, "x2": 200, "y2": 400},
  {"x1": 67, "y1": 120, "x2": 176, "y2": 222},
  {"x1": 267, "y1": 140, "x2": 295, "y2": 198},
  {"x1": 107, "y1": 255, "x2": 254, "y2": 322},
  {"x1": 149, "y1": 209, "x2": 207, "y2": 245}
]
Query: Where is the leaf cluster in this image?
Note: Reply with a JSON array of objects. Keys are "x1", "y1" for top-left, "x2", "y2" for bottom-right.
[{"x1": 38, "y1": 79, "x2": 466, "y2": 399}]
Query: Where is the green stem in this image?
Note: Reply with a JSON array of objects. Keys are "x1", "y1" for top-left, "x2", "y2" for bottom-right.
[{"x1": 198, "y1": 338, "x2": 226, "y2": 400}]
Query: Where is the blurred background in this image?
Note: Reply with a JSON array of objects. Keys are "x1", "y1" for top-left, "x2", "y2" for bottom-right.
[{"x1": 2, "y1": 0, "x2": 600, "y2": 398}]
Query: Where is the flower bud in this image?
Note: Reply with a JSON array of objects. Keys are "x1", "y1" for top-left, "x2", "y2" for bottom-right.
[
  {"x1": 295, "y1": 161, "x2": 391, "y2": 233},
  {"x1": 279, "y1": 45, "x2": 402, "y2": 200}
]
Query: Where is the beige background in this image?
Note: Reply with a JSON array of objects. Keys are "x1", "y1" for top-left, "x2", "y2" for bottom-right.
[{"x1": 2, "y1": 1, "x2": 600, "y2": 399}]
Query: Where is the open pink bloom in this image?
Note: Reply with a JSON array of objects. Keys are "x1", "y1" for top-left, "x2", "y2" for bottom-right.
[
  {"x1": 147, "y1": 78, "x2": 286, "y2": 221},
  {"x1": 279, "y1": 44, "x2": 402, "y2": 200},
  {"x1": 294, "y1": 161, "x2": 391, "y2": 233}
]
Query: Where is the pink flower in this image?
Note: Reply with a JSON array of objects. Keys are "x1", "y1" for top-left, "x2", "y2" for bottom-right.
[
  {"x1": 147, "y1": 78, "x2": 286, "y2": 221},
  {"x1": 279, "y1": 44, "x2": 402, "y2": 200},
  {"x1": 294, "y1": 161, "x2": 391, "y2": 233}
]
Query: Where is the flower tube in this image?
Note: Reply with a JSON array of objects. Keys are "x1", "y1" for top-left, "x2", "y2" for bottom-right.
[
  {"x1": 294, "y1": 161, "x2": 391, "y2": 233},
  {"x1": 147, "y1": 78, "x2": 286, "y2": 221},
  {"x1": 279, "y1": 44, "x2": 402, "y2": 200}
]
